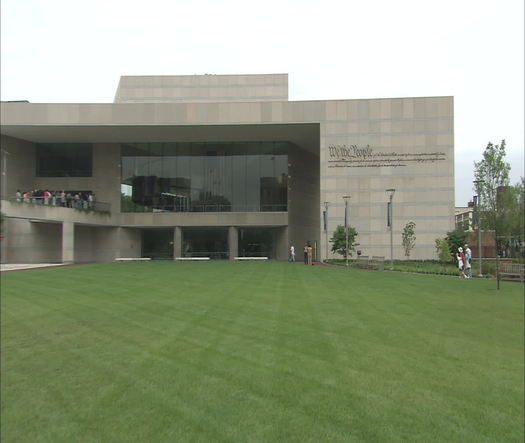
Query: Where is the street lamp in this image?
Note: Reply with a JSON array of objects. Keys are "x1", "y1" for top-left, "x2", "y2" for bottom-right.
[
  {"x1": 343, "y1": 195, "x2": 351, "y2": 268},
  {"x1": 324, "y1": 201, "x2": 329, "y2": 262},
  {"x1": 474, "y1": 180, "x2": 483, "y2": 277},
  {"x1": 1, "y1": 149, "x2": 10, "y2": 200},
  {"x1": 386, "y1": 189, "x2": 395, "y2": 270}
]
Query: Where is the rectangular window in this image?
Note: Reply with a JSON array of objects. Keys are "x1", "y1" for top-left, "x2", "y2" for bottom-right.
[
  {"x1": 121, "y1": 141, "x2": 288, "y2": 213},
  {"x1": 36, "y1": 143, "x2": 93, "y2": 177}
]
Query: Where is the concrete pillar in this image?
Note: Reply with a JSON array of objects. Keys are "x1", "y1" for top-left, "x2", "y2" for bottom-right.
[
  {"x1": 0, "y1": 217, "x2": 8, "y2": 264},
  {"x1": 228, "y1": 226, "x2": 238, "y2": 260},
  {"x1": 173, "y1": 226, "x2": 182, "y2": 259},
  {"x1": 62, "y1": 222, "x2": 75, "y2": 264},
  {"x1": 274, "y1": 226, "x2": 289, "y2": 261}
]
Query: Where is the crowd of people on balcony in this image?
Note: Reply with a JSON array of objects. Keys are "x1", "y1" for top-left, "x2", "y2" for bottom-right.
[{"x1": 15, "y1": 189, "x2": 94, "y2": 209}]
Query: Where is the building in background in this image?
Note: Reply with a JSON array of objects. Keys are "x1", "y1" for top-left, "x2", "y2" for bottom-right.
[
  {"x1": 0, "y1": 74, "x2": 455, "y2": 263},
  {"x1": 455, "y1": 203, "x2": 474, "y2": 231}
]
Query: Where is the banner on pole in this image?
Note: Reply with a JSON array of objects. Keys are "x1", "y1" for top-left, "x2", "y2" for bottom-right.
[
  {"x1": 387, "y1": 201, "x2": 392, "y2": 228},
  {"x1": 323, "y1": 210, "x2": 327, "y2": 232},
  {"x1": 344, "y1": 203, "x2": 348, "y2": 232}
]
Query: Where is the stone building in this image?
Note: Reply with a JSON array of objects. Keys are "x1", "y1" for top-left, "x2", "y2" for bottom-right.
[{"x1": 0, "y1": 74, "x2": 454, "y2": 263}]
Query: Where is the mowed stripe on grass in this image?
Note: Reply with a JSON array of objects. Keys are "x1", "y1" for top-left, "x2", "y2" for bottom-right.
[{"x1": 1, "y1": 262, "x2": 523, "y2": 442}]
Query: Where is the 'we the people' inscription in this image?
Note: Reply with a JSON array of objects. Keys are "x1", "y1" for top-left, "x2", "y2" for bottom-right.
[{"x1": 328, "y1": 145, "x2": 446, "y2": 168}]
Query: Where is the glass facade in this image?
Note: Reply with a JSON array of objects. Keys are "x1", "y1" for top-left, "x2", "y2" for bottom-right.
[
  {"x1": 36, "y1": 143, "x2": 93, "y2": 177},
  {"x1": 142, "y1": 229, "x2": 174, "y2": 259},
  {"x1": 183, "y1": 227, "x2": 229, "y2": 259},
  {"x1": 238, "y1": 228, "x2": 276, "y2": 258},
  {"x1": 121, "y1": 142, "x2": 288, "y2": 212}
]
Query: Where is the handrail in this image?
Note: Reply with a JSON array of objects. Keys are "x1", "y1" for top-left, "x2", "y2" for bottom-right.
[
  {"x1": 6, "y1": 197, "x2": 111, "y2": 213},
  {"x1": 123, "y1": 201, "x2": 287, "y2": 213}
]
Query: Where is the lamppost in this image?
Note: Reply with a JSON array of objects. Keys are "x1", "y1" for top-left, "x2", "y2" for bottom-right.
[
  {"x1": 386, "y1": 189, "x2": 395, "y2": 270},
  {"x1": 474, "y1": 180, "x2": 483, "y2": 277},
  {"x1": 343, "y1": 195, "x2": 351, "y2": 268},
  {"x1": 324, "y1": 201, "x2": 329, "y2": 262},
  {"x1": 1, "y1": 149, "x2": 9, "y2": 200}
]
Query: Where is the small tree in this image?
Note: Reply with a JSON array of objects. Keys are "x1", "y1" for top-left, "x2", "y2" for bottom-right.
[
  {"x1": 330, "y1": 225, "x2": 358, "y2": 258},
  {"x1": 495, "y1": 179, "x2": 524, "y2": 257},
  {"x1": 446, "y1": 229, "x2": 466, "y2": 256},
  {"x1": 473, "y1": 140, "x2": 511, "y2": 231},
  {"x1": 435, "y1": 238, "x2": 452, "y2": 263},
  {"x1": 401, "y1": 221, "x2": 416, "y2": 257}
]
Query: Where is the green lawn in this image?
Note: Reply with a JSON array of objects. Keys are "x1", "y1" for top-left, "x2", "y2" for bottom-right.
[{"x1": 1, "y1": 262, "x2": 523, "y2": 442}]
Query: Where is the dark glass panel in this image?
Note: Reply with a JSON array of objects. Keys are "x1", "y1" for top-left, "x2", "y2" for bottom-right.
[
  {"x1": 238, "y1": 228, "x2": 275, "y2": 258},
  {"x1": 36, "y1": 143, "x2": 92, "y2": 177},
  {"x1": 120, "y1": 141, "x2": 288, "y2": 213},
  {"x1": 142, "y1": 229, "x2": 173, "y2": 259},
  {"x1": 245, "y1": 142, "x2": 261, "y2": 211},
  {"x1": 231, "y1": 154, "x2": 246, "y2": 211},
  {"x1": 182, "y1": 227, "x2": 228, "y2": 259}
]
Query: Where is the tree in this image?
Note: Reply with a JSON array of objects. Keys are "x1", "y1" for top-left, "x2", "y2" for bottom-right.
[
  {"x1": 401, "y1": 221, "x2": 416, "y2": 257},
  {"x1": 435, "y1": 238, "x2": 452, "y2": 263},
  {"x1": 446, "y1": 229, "x2": 466, "y2": 257},
  {"x1": 496, "y1": 178, "x2": 525, "y2": 257},
  {"x1": 330, "y1": 225, "x2": 358, "y2": 258},
  {"x1": 473, "y1": 140, "x2": 511, "y2": 231}
]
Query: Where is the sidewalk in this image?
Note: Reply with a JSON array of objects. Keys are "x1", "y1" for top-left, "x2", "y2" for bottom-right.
[{"x1": 0, "y1": 263, "x2": 67, "y2": 272}]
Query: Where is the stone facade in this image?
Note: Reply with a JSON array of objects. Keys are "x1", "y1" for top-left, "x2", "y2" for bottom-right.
[{"x1": 0, "y1": 74, "x2": 454, "y2": 263}]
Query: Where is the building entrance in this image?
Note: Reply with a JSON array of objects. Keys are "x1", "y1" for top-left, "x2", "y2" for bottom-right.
[
  {"x1": 182, "y1": 227, "x2": 229, "y2": 259},
  {"x1": 142, "y1": 228, "x2": 173, "y2": 259},
  {"x1": 238, "y1": 228, "x2": 276, "y2": 258}
]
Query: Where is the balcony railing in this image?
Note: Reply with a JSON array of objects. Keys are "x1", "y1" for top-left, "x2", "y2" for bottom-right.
[
  {"x1": 123, "y1": 202, "x2": 288, "y2": 213},
  {"x1": 7, "y1": 197, "x2": 111, "y2": 214}
]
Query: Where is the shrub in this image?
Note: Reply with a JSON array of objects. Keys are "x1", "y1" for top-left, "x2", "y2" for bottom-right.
[
  {"x1": 330, "y1": 225, "x2": 358, "y2": 258},
  {"x1": 435, "y1": 238, "x2": 453, "y2": 263}
]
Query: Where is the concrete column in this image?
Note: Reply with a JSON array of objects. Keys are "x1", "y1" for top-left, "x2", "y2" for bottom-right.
[
  {"x1": 228, "y1": 226, "x2": 238, "y2": 261},
  {"x1": 173, "y1": 226, "x2": 182, "y2": 259},
  {"x1": 0, "y1": 217, "x2": 8, "y2": 264},
  {"x1": 62, "y1": 222, "x2": 75, "y2": 264},
  {"x1": 275, "y1": 226, "x2": 289, "y2": 261}
]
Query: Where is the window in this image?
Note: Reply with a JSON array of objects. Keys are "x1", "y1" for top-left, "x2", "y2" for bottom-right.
[
  {"x1": 121, "y1": 142, "x2": 289, "y2": 213},
  {"x1": 36, "y1": 143, "x2": 93, "y2": 177}
]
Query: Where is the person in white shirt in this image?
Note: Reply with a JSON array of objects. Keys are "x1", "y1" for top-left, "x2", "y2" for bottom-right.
[
  {"x1": 457, "y1": 247, "x2": 466, "y2": 278},
  {"x1": 289, "y1": 245, "x2": 295, "y2": 262},
  {"x1": 464, "y1": 244, "x2": 472, "y2": 278}
]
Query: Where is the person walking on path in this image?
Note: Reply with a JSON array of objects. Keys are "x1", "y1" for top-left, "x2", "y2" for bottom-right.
[
  {"x1": 303, "y1": 243, "x2": 308, "y2": 264},
  {"x1": 464, "y1": 244, "x2": 472, "y2": 278},
  {"x1": 457, "y1": 247, "x2": 467, "y2": 278}
]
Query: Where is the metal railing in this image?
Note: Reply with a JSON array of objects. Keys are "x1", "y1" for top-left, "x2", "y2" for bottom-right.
[
  {"x1": 123, "y1": 202, "x2": 287, "y2": 213},
  {"x1": 498, "y1": 263, "x2": 525, "y2": 282},
  {"x1": 7, "y1": 197, "x2": 111, "y2": 213},
  {"x1": 354, "y1": 256, "x2": 385, "y2": 271}
]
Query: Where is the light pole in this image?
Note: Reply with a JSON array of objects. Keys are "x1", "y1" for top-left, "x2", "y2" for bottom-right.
[
  {"x1": 324, "y1": 201, "x2": 329, "y2": 263},
  {"x1": 386, "y1": 189, "x2": 395, "y2": 270},
  {"x1": 474, "y1": 180, "x2": 483, "y2": 277},
  {"x1": 343, "y1": 195, "x2": 351, "y2": 268},
  {"x1": 1, "y1": 149, "x2": 9, "y2": 200}
]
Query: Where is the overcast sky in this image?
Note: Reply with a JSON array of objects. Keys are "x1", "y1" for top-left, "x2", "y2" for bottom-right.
[{"x1": 1, "y1": 0, "x2": 523, "y2": 205}]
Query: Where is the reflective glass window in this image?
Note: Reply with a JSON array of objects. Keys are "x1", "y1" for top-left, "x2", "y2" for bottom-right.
[
  {"x1": 36, "y1": 143, "x2": 92, "y2": 177},
  {"x1": 120, "y1": 141, "x2": 288, "y2": 213}
]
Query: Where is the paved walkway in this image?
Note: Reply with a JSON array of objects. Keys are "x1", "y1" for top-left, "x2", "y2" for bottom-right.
[{"x1": 0, "y1": 263, "x2": 67, "y2": 272}]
